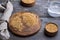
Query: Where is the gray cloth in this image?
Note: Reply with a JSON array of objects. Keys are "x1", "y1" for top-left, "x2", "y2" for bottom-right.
[{"x1": 0, "y1": 1, "x2": 13, "y2": 40}]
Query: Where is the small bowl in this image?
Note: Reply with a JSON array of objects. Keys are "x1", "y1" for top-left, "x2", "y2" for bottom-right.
[
  {"x1": 48, "y1": 1, "x2": 60, "y2": 17},
  {"x1": 44, "y1": 22, "x2": 58, "y2": 37}
]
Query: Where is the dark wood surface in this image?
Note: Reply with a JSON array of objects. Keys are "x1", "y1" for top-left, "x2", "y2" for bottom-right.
[{"x1": 0, "y1": 0, "x2": 60, "y2": 40}]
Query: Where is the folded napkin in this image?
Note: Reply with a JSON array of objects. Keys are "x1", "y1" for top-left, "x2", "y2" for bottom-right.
[{"x1": 0, "y1": 1, "x2": 13, "y2": 40}]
